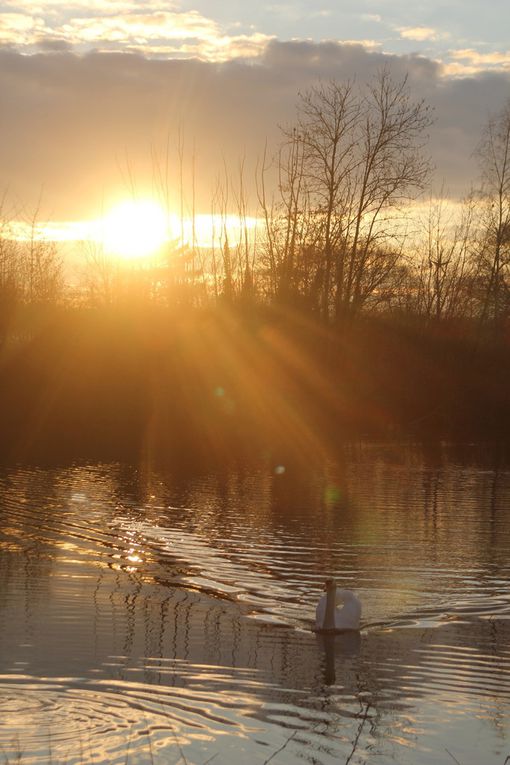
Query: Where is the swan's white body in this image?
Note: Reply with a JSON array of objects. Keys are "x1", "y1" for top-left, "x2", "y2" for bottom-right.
[{"x1": 315, "y1": 587, "x2": 361, "y2": 631}]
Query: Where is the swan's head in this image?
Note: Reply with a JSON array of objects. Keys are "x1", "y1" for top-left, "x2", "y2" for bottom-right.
[{"x1": 324, "y1": 579, "x2": 346, "y2": 605}]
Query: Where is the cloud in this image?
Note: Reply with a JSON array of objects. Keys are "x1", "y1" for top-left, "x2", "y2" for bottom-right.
[
  {"x1": 341, "y1": 40, "x2": 381, "y2": 50},
  {"x1": 0, "y1": 12, "x2": 43, "y2": 46},
  {"x1": 35, "y1": 37, "x2": 73, "y2": 52},
  {"x1": 0, "y1": 2, "x2": 271, "y2": 60},
  {"x1": 446, "y1": 48, "x2": 510, "y2": 74},
  {"x1": 63, "y1": 11, "x2": 219, "y2": 44},
  {"x1": 397, "y1": 26, "x2": 441, "y2": 42},
  {"x1": 0, "y1": 40, "x2": 509, "y2": 222}
]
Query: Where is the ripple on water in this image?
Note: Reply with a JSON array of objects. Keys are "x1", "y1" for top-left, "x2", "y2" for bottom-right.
[
  {"x1": 0, "y1": 670, "x2": 358, "y2": 765},
  {"x1": 0, "y1": 677, "x2": 174, "y2": 765},
  {"x1": 2, "y1": 454, "x2": 510, "y2": 765}
]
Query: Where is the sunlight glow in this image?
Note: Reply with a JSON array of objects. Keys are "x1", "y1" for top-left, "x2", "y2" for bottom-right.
[{"x1": 102, "y1": 200, "x2": 169, "y2": 259}]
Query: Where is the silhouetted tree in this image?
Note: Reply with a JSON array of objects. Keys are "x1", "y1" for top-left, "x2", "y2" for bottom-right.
[
  {"x1": 268, "y1": 68, "x2": 433, "y2": 321},
  {"x1": 475, "y1": 100, "x2": 510, "y2": 325},
  {"x1": 411, "y1": 193, "x2": 475, "y2": 321}
]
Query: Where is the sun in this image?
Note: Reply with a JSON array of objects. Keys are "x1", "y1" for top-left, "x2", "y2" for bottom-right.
[{"x1": 102, "y1": 199, "x2": 168, "y2": 259}]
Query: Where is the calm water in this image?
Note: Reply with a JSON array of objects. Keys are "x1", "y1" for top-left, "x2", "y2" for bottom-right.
[{"x1": 1, "y1": 444, "x2": 510, "y2": 764}]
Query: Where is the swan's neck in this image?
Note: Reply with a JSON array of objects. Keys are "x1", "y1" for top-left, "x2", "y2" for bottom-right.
[{"x1": 323, "y1": 587, "x2": 337, "y2": 630}]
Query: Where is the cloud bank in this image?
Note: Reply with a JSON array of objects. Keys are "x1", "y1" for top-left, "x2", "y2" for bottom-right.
[
  {"x1": 0, "y1": 40, "x2": 509, "y2": 219},
  {"x1": 0, "y1": 0, "x2": 272, "y2": 60}
]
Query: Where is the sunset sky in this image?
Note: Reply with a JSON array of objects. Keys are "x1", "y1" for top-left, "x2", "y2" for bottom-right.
[
  {"x1": 1, "y1": 0, "x2": 509, "y2": 68},
  {"x1": 0, "y1": 0, "x2": 509, "y2": 235}
]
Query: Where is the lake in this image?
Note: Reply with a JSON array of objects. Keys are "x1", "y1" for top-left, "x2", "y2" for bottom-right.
[{"x1": 1, "y1": 443, "x2": 509, "y2": 764}]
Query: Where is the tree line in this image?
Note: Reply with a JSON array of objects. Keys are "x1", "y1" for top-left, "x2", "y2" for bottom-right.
[{"x1": 1, "y1": 68, "x2": 509, "y2": 334}]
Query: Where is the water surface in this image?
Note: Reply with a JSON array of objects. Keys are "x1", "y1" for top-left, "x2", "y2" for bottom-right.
[{"x1": 1, "y1": 444, "x2": 510, "y2": 764}]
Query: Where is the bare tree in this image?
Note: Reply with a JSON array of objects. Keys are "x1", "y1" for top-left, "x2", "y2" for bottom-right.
[
  {"x1": 233, "y1": 155, "x2": 256, "y2": 299},
  {"x1": 266, "y1": 68, "x2": 433, "y2": 320},
  {"x1": 22, "y1": 212, "x2": 63, "y2": 305},
  {"x1": 81, "y1": 239, "x2": 121, "y2": 306},
  {"x1": 474, "y1": 100, "x2": 510, "y2": 324},
  {"x1": 0, "y1": 219, "x2": 21, "y2": 303},
  {"x1": 411, "y1": 193, "x2": 475, "y2": 321},
  {"x1": 257, "y1": 134, "x2": 315, "y2": 306},
  {"x1": 290, "y1": 80, "x2": 359, "y2": 316},
  {"x1": 342, "y1": 69, "x2": 432, "y2": 316}
]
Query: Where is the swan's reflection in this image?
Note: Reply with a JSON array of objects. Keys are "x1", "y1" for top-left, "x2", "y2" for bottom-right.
[{"x1": 316, "y1": 631, "x2": 361, "y2": 685}]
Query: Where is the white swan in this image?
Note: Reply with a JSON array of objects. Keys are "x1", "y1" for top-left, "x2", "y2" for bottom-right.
[{"x1": 315, "y1": 579, "x2": 361, "y2": 632}]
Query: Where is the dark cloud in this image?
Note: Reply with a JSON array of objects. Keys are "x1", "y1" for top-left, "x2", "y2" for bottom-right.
[
  {"x1": 35, "y1": 38, "x2": 73, "y2": 53},
  {"x1": 0, "y1": 40, "x2": 509, "y2": 220}
]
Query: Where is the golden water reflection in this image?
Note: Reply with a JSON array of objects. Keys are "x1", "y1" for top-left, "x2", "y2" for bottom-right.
[{"x1": 0, "y1": 445, "x2": 509, "y2": 763}]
